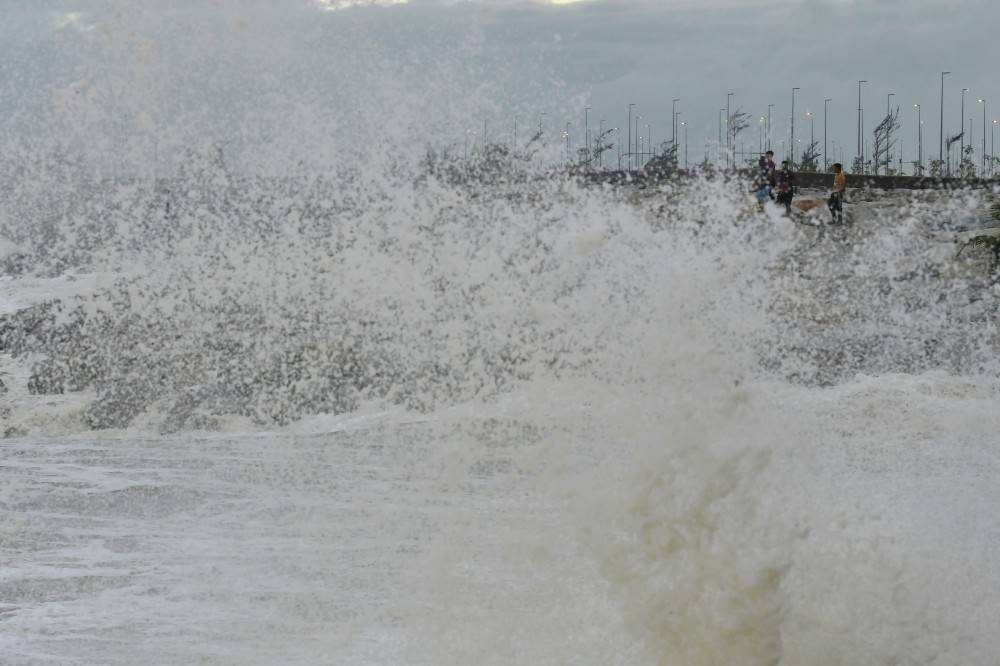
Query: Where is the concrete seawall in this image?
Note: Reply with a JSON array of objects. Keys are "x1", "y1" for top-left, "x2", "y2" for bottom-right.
[{"x1": 584, "y1": 169, "x2": 999, "y2": 191}]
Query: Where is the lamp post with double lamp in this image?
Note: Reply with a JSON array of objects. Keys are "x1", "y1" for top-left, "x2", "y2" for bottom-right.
[
  {"x1": 791, "y1": 87, "x2": 800, "y2": 166},
  {"x1": 824, "y1": 98, "x2": 831, "y2": 171},
  {"x1": 914, "y1": 104, "x2": 922, "y2": 175}
]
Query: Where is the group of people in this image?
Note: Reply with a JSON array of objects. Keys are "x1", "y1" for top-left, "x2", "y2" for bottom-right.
[{"x1": 752, "y1": 150, "x2": 846, "y2": 224}]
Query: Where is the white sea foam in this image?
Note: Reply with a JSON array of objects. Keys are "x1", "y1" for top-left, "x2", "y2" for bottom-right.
[{"x1": 3, "y1": 3, "x2": 1000, "y2": 664}]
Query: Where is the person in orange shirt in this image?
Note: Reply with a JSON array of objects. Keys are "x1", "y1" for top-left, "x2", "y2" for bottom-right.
[{"x1": 828, "y1": 163, "x2": 846, "y2": 224}]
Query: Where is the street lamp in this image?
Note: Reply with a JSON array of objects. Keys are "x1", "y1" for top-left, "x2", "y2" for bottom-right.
[
  {"x1": 672, "y1": 98, "x2": 680, "y2": 150},
  {"x1": 979, "y1": 99, "x2": 987, "y2": 176},
  {"x1": 759, "y1": 116, "x2": 765, "y2": 153},
  {"x1": 597, "y1": 118, "x2": 605, "y2": 171},
  {"x1": 824, "y1": 98, "x2": 831, "y2": 171},
  {"x1": 627, "y1": 103, "x2": 635, "y2": 172},
  {"x1": 993, "y1": 118, "x2": 998, "y2": 177},
  {"x1": 791, "y1": 87, "x2": 800, "y2": 167},
  {"x1": 858, "y1": 80, "x2": 867, "y2": 171},
  {"x1": 635, "y1": 114, "x2": 643, "y2": 169},
  {"x1": 940, "y1": 71, "x2": 950, "y2": 174},
  {"x1": 681, "y1": 120, "x2": 688, "y2": 170},
  {"x1": 914, "y1": 104, "x2": 922, "y2": 175},
  {"x1": 886, "y1": 92, "x2": 895, "y2": 175},
  {"x1": 727, "y1": 92, "x2": 734, "y2": 168},
  {"x1": 960, "y1": 89, "x2": 969, "y2": 161},
  {"x1": 584, "y1": 107, "x2": 591, "y2": 169},
  {"x1": 719, "y1": 108, "x2": 726, "y2": 166},
  {"x1": 767, "y1": 103, "x2": 774, "y2": 151}
]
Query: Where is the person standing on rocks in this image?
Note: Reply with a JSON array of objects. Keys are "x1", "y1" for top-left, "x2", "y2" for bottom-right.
[
  {"x1": 753, "y1": 155, "x2": 772, "y2": 208},
  {"x1": 775, "y1": 160, "x2": 795, "y2": 215},
  {"x1": 828, "y1": 163, "x2": 846, "y2": 224},
  {"x1": 764, "y1": 150, "x2": 777, "y2": 197}
]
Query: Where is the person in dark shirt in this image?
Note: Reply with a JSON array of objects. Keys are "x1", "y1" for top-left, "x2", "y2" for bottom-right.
[
  {"x1": 764, "y1": 150, "x2": 777, "y2": 196},
  {"x1": 775, "y1": 160, "x2": 795, "y2": 215},
  {"x1": 828, "y1": 163, "x2": 846, "y2": 223}
]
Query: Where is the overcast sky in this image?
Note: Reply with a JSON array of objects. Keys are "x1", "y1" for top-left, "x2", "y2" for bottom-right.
[{"x1": 1, "y1": 0, "x2": 997, "y2": 170}]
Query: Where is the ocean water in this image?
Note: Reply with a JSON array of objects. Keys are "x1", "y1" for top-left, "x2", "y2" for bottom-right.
[{"x1": 3, "y1": 4, "x2": 1000, "y2": 665}]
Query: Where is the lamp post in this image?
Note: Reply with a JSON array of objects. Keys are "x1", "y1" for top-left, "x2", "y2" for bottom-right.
[
  {"x1": 564, "y1": 122, "x2": 571, "y2": 162},
  {"x1": 627, "y1": 103, "x2": 635, "y2": 171},
  {"x1": 646, "y1": 123, "x2": 652, "y2": 165},
  {"x1": 940, "y1": 71, "x2": 949, "y2": 174},
  {"x1": 672, "y1": 98, "x2": 680, "y2": 150},
  {"x1": 635, "y1": 114, "x2": 643, "y2": 169},
  {"x1": 598, "y1": 119, "x2": 605, "y2": 169},
  {"x1": 767, "y1": 103, "x2": 774, "y2": 151},
  {"x1": 824, "y1": 98, "x2": 831, "y2": 171},
  {"x1": 719, "y1": 108, "x2": 725, "y2": 166},
  {"x1": 682, "y1": 120, "x2": 688, "y2": 170},
  {"x1": 791, "y1": 87, "x2": 800, "y2": 167},
  {"x1": 914, "y1": 104, "x2": 922, "y2": 175},
  {"x1": 584, "y1": 107, "x2": 591, "y2": 169},
  {"x1": 886, "y1": 92, "x2": 895, "y2": 175},
  {"x1": 990, "y1": 118, "x2": 997, "y2": 176},
  {"x1": 759, "y1": 116, "x2": 764, "y2": 153},
  {"x1": 979, "y1": 99, "x2": 986, "y2": 177},
  {"x1": 960, "y1": 88, "x2": 968, "y2": 161},
  {"x1": 857, "y1": 80, "x2": 867, "y2": 171},
  {"x1": 727, "y1": 91, "x2": 734, "y2": 168}
]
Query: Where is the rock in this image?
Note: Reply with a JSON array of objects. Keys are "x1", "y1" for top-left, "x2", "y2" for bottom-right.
[{"x1": 793, "y1": 197, "x2": 826, "y2": 212}]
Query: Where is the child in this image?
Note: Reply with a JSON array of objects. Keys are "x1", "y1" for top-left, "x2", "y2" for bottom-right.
[
  {"x1": 828, "y1": 163, "x2": 846, "y2": 223},
  {"x1": 753, "y1": 155, "x2": 772, "y2": 208},
  {"x1": 775, "y1": 160, "x2": 795, "y2": 215}
]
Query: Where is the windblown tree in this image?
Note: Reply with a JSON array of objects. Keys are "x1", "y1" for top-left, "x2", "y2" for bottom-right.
[
  {"x1": 945, "y1": 132, "x2": 964, "y2": 176},
  {"x1": 958, "y1": 144, "x2": 977, "y2": 179},
  {"x1": 872, "y1": 108, "x2": 900, "y2": 176},
  {"x1": 643, "y1": 141, "x2": 678, "y2": 175},
  {"x1": 799, "y1": 140, "x2": 821, "y2": 172},
  {"x1": 728, "y1": 108, "x2": 751, "y2": 165},
  {"x1": 572, "y1": 128, "x2": 617, "y2": 172}
]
